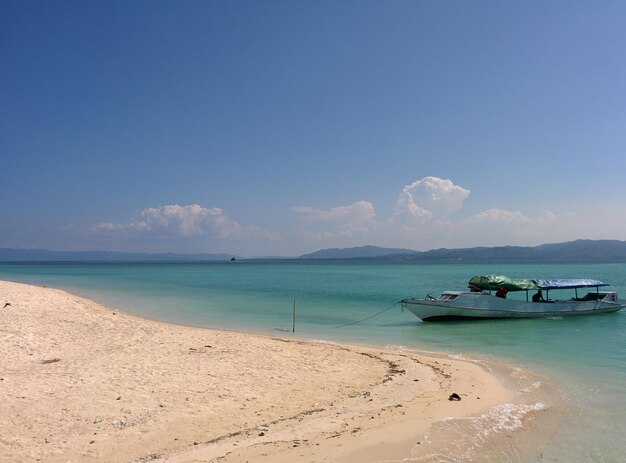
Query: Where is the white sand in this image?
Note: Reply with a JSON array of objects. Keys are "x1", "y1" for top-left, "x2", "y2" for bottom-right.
[{"x1": 0, "y1": 280, "x2": 514, "y2": 462}]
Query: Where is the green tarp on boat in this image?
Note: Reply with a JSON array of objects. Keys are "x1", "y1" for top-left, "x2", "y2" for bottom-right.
[{"x1": 468, "y1": 275, "x2": 539, "y2": 292}]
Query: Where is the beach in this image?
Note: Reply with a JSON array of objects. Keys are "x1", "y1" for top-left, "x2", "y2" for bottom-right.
[{"x1": 0, "y1": 279, "x2": 518, "y2": 462}]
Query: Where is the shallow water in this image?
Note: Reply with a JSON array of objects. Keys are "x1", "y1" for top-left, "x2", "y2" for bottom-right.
[{"x1": 1, "y1": 260, "x2": 625, "y2": 461}]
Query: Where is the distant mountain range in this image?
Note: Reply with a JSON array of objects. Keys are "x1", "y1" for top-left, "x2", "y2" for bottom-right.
[
  {"x1": 298, "y1": 240, "x2": 626, "y2": 262},
  {"x1": 2, "y1": 239, "x2": 626, "y2": 262}
]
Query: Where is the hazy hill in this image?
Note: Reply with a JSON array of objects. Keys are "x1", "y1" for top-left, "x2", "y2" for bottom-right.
[
  {"x1": 2, "y1": 239, "x2": 626, "y2": 263},
  {"x1": 402, "y1": 240, "x2": 626, "y2": 262},
  {"x1": 298, "y1": 240, "x2": 626, "y2": 262},
  {"x1": 299, "y1": 245, "x2": 416, "y2": 259}
]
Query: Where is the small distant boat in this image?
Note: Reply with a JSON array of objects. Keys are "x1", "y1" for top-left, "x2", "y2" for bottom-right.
[{"x1": 401, "y1": 275, "x2": 625, "y2": 321}]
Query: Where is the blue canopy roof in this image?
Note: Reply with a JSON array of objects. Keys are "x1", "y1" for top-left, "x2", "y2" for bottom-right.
[
  {"x1": 468, "y1": 275, "x2": 608, "y2": 292},
  {"x1": 534, "y1": 279, "x2": 608, "y2": 290}
]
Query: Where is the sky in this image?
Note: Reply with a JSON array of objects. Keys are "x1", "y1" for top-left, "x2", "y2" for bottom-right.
[{"x1": 2, "y1": 1, "x2": 626, "y2": 257}]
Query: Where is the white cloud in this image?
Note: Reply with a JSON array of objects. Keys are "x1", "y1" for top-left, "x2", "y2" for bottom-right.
[
  {"x1": 292, "y1": 201, "x2": 377, "y2": 239},
  {"x1": 463, "y1": 207, "x2": 534, "y2": 225},
  {"x1": 394, "y1": 176, "x2": 470, "y2": 221},
  {"x1": 463, "y1": 208, "x2": 574, "y2": 227},
  {"x1": 362, "y1": 178, "x2": 582, "y2": 250},
  {"x1": 459, "y1": 208, "x2": 577, "y2": 244},
  {"x1": 92, "y1": 204, "x2": 245, "y2": 239},
  {"x1": 289, "y1": 179, "x2": 472, "y2": 248},
  {"x1": 84, "y1": 178, "x2": 594, "y2": 256},
  {"x1": 292, "y1": 200, "x2": 375, "y2": 223}
]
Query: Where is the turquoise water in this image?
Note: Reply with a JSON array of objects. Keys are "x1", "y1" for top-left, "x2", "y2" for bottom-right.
[{"x1": 1, "y1": 260, "x2": 625, "y2": 461}]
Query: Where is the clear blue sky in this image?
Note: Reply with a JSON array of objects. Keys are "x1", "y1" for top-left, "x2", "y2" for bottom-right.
[{"x1": 2, "y1": 1, "x2": 626, "y2": 256}]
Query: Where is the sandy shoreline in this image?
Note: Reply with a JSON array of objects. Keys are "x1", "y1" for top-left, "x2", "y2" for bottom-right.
[{"x1": 1, "y1": 280, "x2": 517, "y2": 462}]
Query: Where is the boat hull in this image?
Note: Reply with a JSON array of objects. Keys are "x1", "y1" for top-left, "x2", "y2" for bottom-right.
[{"x1": 401, "y1": 293, "x2": 624, "y2": 322}]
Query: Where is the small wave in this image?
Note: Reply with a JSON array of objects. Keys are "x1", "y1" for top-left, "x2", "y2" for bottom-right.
[
  {"x1": 409, "y1": 402, "x2": 547, "y2": 462},
  {"x1": 510, "y1": 366, "x2": 529, "y2": 380},
  {"x1": 518, "y1": 381, "x2": 543, "y2": 394},
  {"x1": 472, "y1": 402, "x2": 547, "y2": 436},
  {"x1": 309, "y1": 339, "x2": 336, "y2": 345},
  {"x1": 384, "y1": 344, "x2": 408, "y2": 351}
]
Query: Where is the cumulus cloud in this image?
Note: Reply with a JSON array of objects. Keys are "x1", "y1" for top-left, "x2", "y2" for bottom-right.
[
  {"x1": 289, "y1": 178, "x2": 472, "y2": 247},
  {"x1": 85, "y1": 178, "x2": 586, "y2": 255},
  {"x1": 286, "y1": 177, "x2": 585, "y2": 252},
  {"x1": 395, "y1": 176, "x2": 470, "y2": 220},
  {"x1": 92, "y1": 204, "x2": 245, "y2": 239},
  {"x1": 292, "y1": 201, "x2": 377, "y2": 239}
]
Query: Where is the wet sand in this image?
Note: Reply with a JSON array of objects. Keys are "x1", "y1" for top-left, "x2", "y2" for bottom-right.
[{"x1": 0, "y1": 280, "x2": 515, "y2": 462}]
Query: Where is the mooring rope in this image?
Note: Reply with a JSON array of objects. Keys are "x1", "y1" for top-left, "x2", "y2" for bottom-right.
[{"x1": 334, "y1": 301, "x2": 400, "y2": 328}]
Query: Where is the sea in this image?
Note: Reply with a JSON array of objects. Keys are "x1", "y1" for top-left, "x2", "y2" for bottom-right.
[{"x1": 1, "y1": 260, "x2": 625, "y2": 462}]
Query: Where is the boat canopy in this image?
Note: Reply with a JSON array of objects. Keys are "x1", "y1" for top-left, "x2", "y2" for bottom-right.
[
  {"x1": 534, "y1": 279, "x2": 608, "y2": 289},
  {"x1": 468, "y1": 275, "x2": 538, "y2": 292},
  {"x1": 468, "y1": 275, "x2": 608, "y2": 292}
]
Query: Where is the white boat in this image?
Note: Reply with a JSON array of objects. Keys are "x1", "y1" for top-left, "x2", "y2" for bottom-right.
[{"x1": 400, "y1": 275, "x2": 625, "y2": 321}]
